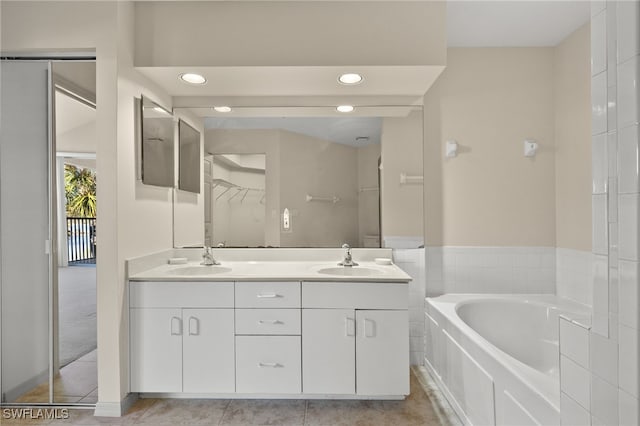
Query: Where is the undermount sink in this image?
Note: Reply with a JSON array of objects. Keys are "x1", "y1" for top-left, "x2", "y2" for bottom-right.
[
  {"x1": 316, "y1": 267, "x2": 384, "y2": 277},
  {"x1": 167, "y1": 265, "x2": 232, "y2": 276}
]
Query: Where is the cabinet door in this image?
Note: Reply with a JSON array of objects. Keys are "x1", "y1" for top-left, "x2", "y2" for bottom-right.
[
  {"x1": 302, "y1": 309, "x2": 355, "y2": 394},
  {"x1": 130, "y1": 308, "x2": 182, "y2": 392},
  {"x1": 356, "y1": 310, "x2": 409, "y2": 396},
  {"x1": 183, "y1": 309, "x2": 235, "y2": 393}
]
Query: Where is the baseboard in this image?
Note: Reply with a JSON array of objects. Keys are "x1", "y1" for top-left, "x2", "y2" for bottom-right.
[
  {"x1": 3, "y1": 368, "x2": 49, "y2": 403},
  {"x1": 94, "y1": 393, "x2": 137, "y2": 417}
]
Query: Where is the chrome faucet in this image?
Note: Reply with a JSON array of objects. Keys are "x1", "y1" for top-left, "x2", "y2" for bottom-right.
[
  {"x1": 338, "y1": 243, "x2": 358, "y2": 267},
  {"x1": 201, "y1": 246, "x2": 220, "y2": 266}
]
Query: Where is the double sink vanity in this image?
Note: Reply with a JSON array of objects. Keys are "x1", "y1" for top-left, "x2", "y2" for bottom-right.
[{"x1": 127, "y1": 248, "x2": 411, "y2": 400}]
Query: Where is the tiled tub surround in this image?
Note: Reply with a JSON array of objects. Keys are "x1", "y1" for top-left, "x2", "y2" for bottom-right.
[
  {"x1": 425, "y1": 294, "x2": 590, "y2": 426},
  {"x1": 425, "y1": 246, "x2": 556, "y2": 296},
  {"x1": 127, "y1": 248, "x2": 411, "y2": 401},
  {"x1": 559, "y1": 1, "x2": 640, "y2": 425},
  {"x1": 393, "y1": 248, "x2": 426, "y2": 365}
]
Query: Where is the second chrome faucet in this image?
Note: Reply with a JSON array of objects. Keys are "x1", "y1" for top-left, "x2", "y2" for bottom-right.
[
  {"x1": 201, "y1": 246, "x2": 221, "y2": 266},
  {"x1": 337, "y1": 243, "x2": 358, "y2": 267}
]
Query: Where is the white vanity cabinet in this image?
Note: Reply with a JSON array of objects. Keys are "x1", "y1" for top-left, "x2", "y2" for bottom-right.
[
  {"x1": 128, "y1": 278, "x2": 409, "y2": 398},
  {"x1": 234, "y1": 282, "x2": 302, "y2": 394},
  {"x1": 129, "y1": 282, "x2": 235, "y2": 393},
  {"x1": 301, "y1": 282, "x2": 409, "y2": 396}
]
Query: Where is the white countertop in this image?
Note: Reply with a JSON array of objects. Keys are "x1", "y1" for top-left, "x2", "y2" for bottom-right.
[{"x1": 128, "y1": 260, "x2": 412, "y2": 283}]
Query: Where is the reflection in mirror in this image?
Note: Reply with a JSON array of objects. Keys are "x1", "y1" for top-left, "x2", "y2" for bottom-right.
[
  {"x1": 208, "y1": 154, "x2": 266, "y2": 247},
  {"x1": 173, "y1": 106, "x2": 423, "y2": 248},
  {"x1": 178, "y1": 119, "x2": 201, "y2": 193},
  {"x1": 140, "y1": 96, "x2": 174, "y2": 187}
]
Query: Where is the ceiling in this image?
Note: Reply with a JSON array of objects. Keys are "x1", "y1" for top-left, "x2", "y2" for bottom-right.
[
  {"x1": 55, "y1": 91, "x2": 95, "y2": 136},
  {"x1": 137, "y1": 66, "x2": 444, "y2": 98},
  {"x1": 447, "y1": 1, "x2": 591, "y2": 47},
  {"x1": 205, "y1": 116, "x2": 382, "y2": 148},
  {"x1": 141, "y1": 1, "x2": 590, "y2": 149}
]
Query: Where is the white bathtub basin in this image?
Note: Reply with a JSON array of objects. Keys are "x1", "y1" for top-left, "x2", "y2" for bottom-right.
[{"x1": 425, "y1": 294, "x2": 591, "y2": 426}]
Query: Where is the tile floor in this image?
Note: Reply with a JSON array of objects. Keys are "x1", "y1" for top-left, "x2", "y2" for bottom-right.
[
  {"x1": 5, "y1": 367, "x2": 456, "y2": 425},
  {"x1": 14, "y1": 350, "x2": 98, "y2": 405}
]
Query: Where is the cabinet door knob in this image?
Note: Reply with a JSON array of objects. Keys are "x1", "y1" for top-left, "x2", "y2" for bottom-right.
[
  {"x1": 170, "y1": 316, "x2": 182, "y2": 336},
  {"x1": 188, "y1": 317, "x2": 200, "y2": 336}
]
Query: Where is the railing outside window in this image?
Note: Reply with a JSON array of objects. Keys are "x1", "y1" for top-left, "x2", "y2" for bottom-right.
[{"x1": 66, "y1": 217, "x2": 96, "y2": 264}]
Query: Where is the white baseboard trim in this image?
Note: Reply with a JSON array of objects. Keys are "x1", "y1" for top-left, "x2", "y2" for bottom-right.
[{"x1": 94, "y1": 393, "x2": 138, "y2": 417}]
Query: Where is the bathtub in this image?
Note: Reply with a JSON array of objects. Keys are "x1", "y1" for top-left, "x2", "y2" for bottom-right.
[{"x1": 424, "y1": 294, "x2": 590, "y2": 426}]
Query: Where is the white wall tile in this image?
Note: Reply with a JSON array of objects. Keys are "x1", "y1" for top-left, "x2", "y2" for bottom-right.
[
  {"x1": 557, "y1": 249, "x2": 593, "y2": 306},
  {"x1": 593, "y1": 254, "x2": 609, "y2": 316},
  {"x1": 619, "y1": 324, "x2": 639, "y2": 398},
  {"x1": 593, "y1": 71, "x2": 609, "y2": 136},
  {"x1": 607, "y1": 1, "x2": 618, "y2": 90},
  {"x1": 592, "y1": 10, "x2": 607, "y2": 76},
  {"x1": 562, "y1": 392, "x2": 591, "y2": 426},
  {"x1": 608, "y1": 132, "x2": 618, "y2": 178},
  {"x1": 593, "y1": 134, "x2": 608, "y2": 194},
  {"x1": 618, "y1": 56, "x2": 640, "y2": 129},
  {"x1": 617, "y1": 0, "x2": 640, "y2": 64},
  {"x1": 590, "y1": 331, "x2": 619, "y2": 386},
  {"x1": 619, "y1": 194, "x2": 640, "y2": 261},
  {"x1": 593, "y1": 194, "x2": 609, "y2": 255},
  {"x1": 618, "y1": 125, "x2": 640, "y2": 194},
  {"x1": 562, "y1": 355, "x2": 592, "y2": 410},
  {"x1": 561, "y1": 318, "x2": 590, "y2": 368},
  {"x1": 619, "y1": 389, "x2": 639, "y2": 426},
  {"x1": 609, "y1": 261, "x2": 619, "y2": 314},
  {"x1": 591, "y1": 374, "x2": 619, "y2": 425},
  {"x1": 609, "y1": 85, "x2": 618, "y2": 132},
  {"x1": 619, "y1": 260, "x2": 640, "y2": 328}
]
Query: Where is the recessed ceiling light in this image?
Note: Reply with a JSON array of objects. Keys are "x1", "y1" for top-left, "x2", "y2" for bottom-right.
[
  {"x1": 179, "y1": 73, "x2": 207, "y2": 85},
  {"x1": 338, "y1": 73, "x2": 363, "y2": 85},
  {"x1": 213, "y1": 106, "x2": 232, "y2": 113},
  {"x1": 336, "y1": 105, "x2": 354, "y2": 113}
]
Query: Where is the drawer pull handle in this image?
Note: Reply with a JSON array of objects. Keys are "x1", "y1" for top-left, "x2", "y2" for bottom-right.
[
  {"x1": 170, "y1": 317, "x2": 182, "y2": 336},
  {"x1": 257, "y1": 294, "x2": 282, "y2": 299},
  {"x1": 258, "y1": 320, "x2": 283, "y2": 325},
  {"x1": 188, "y1": 317, "x2": 200, "y2": 336},
  {"x1": 258, "y1": 362, "x2": 283, "y2": 368}
]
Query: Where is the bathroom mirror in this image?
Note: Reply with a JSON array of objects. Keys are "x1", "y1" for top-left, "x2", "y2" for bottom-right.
[
  {"x1": 139, "y1": 96, "x2": 174, "y2": 188},
  {"x1": 178, "y1": 119, "x2": 201, "y2": 193},
  {"x1": 173, "y1": 106, "x2": 424, "y2": 248}
]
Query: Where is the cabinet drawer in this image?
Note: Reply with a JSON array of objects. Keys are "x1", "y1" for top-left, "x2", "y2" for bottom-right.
[
  {"x1": 302, "y1": 282, "x2": 407, "y2": 309},
  {"x1": 236, "y1": 336, "x2": 301, "y2": 394},
  {"x1": 235, "y1": 282, "x2": 300, "y2": 308},
  {"x1": 235, "y1": 309, "x2": 301, "y2": 335},
  {"x1": 130, "y1": 281, "x2": 234, "y2": 308}
]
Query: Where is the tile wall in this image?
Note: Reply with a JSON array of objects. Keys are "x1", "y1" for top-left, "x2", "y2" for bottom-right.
[
  {"x1": 560, "y1": 2, "x2": 640, "y2": 424},
  {"x1": 393, "y1": 248, "x2": 426, "y2": 365},
  {"x1": 424, "y1": 246, "x2": 556, "y2": 296},
  {"x1": 557, "y1": 248, "x2": 594, "y2": 306}
]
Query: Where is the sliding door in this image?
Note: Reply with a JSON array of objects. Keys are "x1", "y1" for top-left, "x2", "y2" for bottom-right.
[{"x1": 0, "y1": 60, "x2": 55, "y2": 403}]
